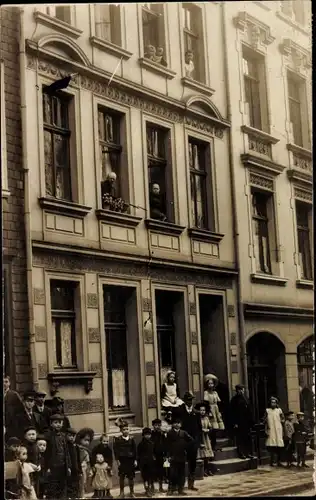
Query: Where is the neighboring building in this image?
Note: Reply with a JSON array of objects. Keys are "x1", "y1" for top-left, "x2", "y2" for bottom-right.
[
  {"x1": 20, "y1": 3, "x2": 240, "y2": 433},
  {"x1": 223, "y1": 1, "x2": 313, "y2": 420},
  {"x1": 1, "y1": 6, "x2": 32, "y2": 392}
]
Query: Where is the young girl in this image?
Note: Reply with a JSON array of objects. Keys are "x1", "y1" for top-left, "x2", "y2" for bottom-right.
[
  {"x1": 91, "y1": 453, "x2": 111, "y2": 498},
  {"x1": 76, "y1": 427, "x2": 94, "y2": 497},
  {"x1": 195, "y1": 401, "x2": 214, "y2": 476},
  {"x1": 91, "y1": 434, "x2": 113, "y2": 498},
  {"x1": 16, "y1": 445, "x2": 41, "y2": 500},
  {"x1": 264, "y1": 396, "x2": 285, "y2": 467},
  {"x1": 161, "y1": 371, "x2": 184, "y2": 413},
  {"x1": 203, "y1": 374, "x2": 224, "y2": 453}
]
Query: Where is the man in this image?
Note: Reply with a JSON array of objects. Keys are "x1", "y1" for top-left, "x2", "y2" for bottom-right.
[
  {"x1": 229, "y1": 384, "x2": 254, "y2": 459},
  {"x1": 51, "y1": 396, "x2": 71, "y2": 431},
  {"x1": 34, "y1": 390, "x2": 51, "y2": 432},
  {"x1": 4, "y1": 375, "x2": 24, "y2": 440},
  {"x1": 177, "y1": 391, "x2": 202, "y2": 491},
  {"x1": 166, "y1": 417, "x2": 193, "y2": 496},
  {"x1": 15, "y1": 390, "x2": 44, "y2": 439}
]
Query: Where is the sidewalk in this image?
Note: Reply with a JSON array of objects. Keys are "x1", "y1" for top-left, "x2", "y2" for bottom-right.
[{"x1": 85, "y1": 459, "x2": 315, "y2": 498}]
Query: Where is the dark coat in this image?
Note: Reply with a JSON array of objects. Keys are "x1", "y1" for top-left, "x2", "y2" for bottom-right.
[
  {"x1": 113, "y1": 436, "x2": 137, "y2": 461},
  {"x1": 151, "y1": 430, "x2": 167, "y2": 458},
  {"x1": 293, "y1": 422, "x2": 309, "y2": 444},
  {"x1": 4, "y1": 390, "x2": 24, "y2": 439},
  {"x1": 44, "y1": 429, "x2": 71, "y2": 471},
  {"x1": 67, "y1": 442, "x2": 82, "y2": 477},
  {"x1": 23, "y1": 440, "x2": 39, "y2": 464},
  {"x1": 229, "y1": 394, "x2": 254, "y2": 430},
  {"x1": 137, "y1": 439, "x2": 155, "y2": 468},
  {"x1": 91, "y1": 443, "x2": 113, "y2": 467},
  {"x1": 166, "y1": 429, "x2": 193, "y2": 463},
  {"x1": 15, "y1": 409, "x2": 43, "y2": 439},
  {"x1": 176, "y1": 406, "x2": 202, "y2": 447},
  {"x1": 34, "y1": 405, "x2": 52, "y2": 432}
]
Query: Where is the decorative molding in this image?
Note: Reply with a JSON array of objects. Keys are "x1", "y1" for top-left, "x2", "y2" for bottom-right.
[
  {"x1": 38, "y1": 363, "x2": 48, "y2": 379},
  {"x1": 188, "y1": 228, "x2": 224, "y2": 244},
  {"x1": 181, "y1": 77, "x2": 215, "y2": 98},
  {"x1": 286, "y1": 143, "x2": 312, "y2": 175},
  {"x1": 279, "y1": 38, "x2": 312, "y2": 74},
  {"x1": 145, "y1": 219, "x2": 185, "y2": 236},
  {"x1": 189, "y1": 302, "x2": 197, "y2": 316},
  {"x1": 87, "y1": 293, "x2": 98, "y2": 309},
  {"x1": 294, "y1": 188, "x2": 312, "y2": 203},
  {"x1": 47, "y1": 371, "x2": 97, "y2": 395},
  {"x1": 35, "y1": 326, "x2": 47, "y2": 342},
  {"x1": 241, "y1": 153, "x2": 285, "y2": 177},
  {"x1": 287, "y1": 169, "x2": 312, "y2": 187},
  {"x1": 90, "y1": 363, "x2": 102, "y2": 377},
  {"x1": 25, "y1": 52, "x2": 230, "y2": 138},
  {"x1": 39, "y1": 197, "x2": 92, "y2": 218},
  {"x1": 241, "y1": 125, "x2": 279, "y2": 159},
  {"x1": 90, "y1": 36, "x2": 132, "y2": 60},
  {"x1": 139, "y1": 58, "x2": 176, "y2": 80},
  {"x1": 64, "y1": 398, "x2": 103, "y2": 415},
  {"x1": 231, "y1": 360, "x2": 238, "y2": 374},
  {"x1": 33, "y1": 288, "x2": 45, "y2": 305},
  {"x1": 88, "y1": 328, "x2": 101, "y2": 342},
  {"x1": 33, "y1": 11, "x2": 83, "y2": 39},
  {"x1": 142, "y1": 298, "x2": 152, "y2": 313},
  {"x1": 96, "y1": 210, "x2": 142, "y2": 228},
  {"x1": 249, "y1": 173, "x2": 274, "y2": 191},
  {"x1": 192, "y1": 361, "x2": 200, "y2": 374},
  {"x1": 227, "y1": 305, "x2": 235, "y2": 318},
  {"x1": 244, "y1": 302, "x2": 313, "y2": 321},
  {"x1": 143, "y1": 327, "x2": 153, "y2": 343},
  {"x1": 191, "y1": 331, "x2": 198, "y2": 344},
  {"x1": 233, "y1": 11, "x2": 275, "y2": 48},
  {"x1": 147, "y1": 393, "x2": 157, "y2": 409},
  {"x1": 230, "y1": 332, "x2": 237, "y2": 345},
  {"x1": 145, "y1": 361, "x2": 155, "y2": 376},
  {"x1": 296, "y1": 279, "x2": 313, "y2": 290},
  {"x1": 250, "y1": 273, "x2": 288, "y2": 287}
]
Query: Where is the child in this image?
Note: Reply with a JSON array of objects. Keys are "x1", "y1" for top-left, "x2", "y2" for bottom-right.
[
  {"x1": 137, "y1": 427, "x2": 155, "y2": 497},
  {"x1": 5, "y1": 436, "x2": 21, "y2": 461},
  {"x1": 5, "y1": 437, "x2": 21, "y2": 498},
  {"x1": 91, "y1": 453, "x2": 111, "y2": 499},
  {"x1": 166, "y1": 417, "x2": 193, "y2": 496},
  {"x1": 263, "y1": 396, "x2": 285, "y2": 467},
  {"x1": 66, "y1": 428, "x2": 82, "y2": 499},
  {"x1": 23, "y1": 427, "x2": 39, "y2": 465},
  {"x1": 76, "y1": 427, "x2": 94, "y2": 498},
  {"x1": 16, "y1": 445, "x2": 41, "y2": 500},
  {"x1": 35, "y1": 435, "x2": 47, "y2": 499},
  {"x1": 195, "y1": 401, "x2": 214, "y2": 476},
  {"x1": 283, "y1": 411, "x2": 296, "y2": 467},
  {"x1": 161, "y1": 371, "x2": 184, "y2": 414},
  {"x1": 294, "y1": 412, "x2": 309, "y2": 468},
  {"x1": 161, "y1": 410, "x2": 173, "y2": 435},
  {"x1": 91, "y1": 434, "x2": 113, "y2": 498},
  {"x1": 44, "y1": 413, "x2": 71, "y2": 499},
  {"x1": 204, "y1": 374, "x2": 224, "y2": 453},
  {"x1": 151, "y1": 419, "x2": 167, "y2": 493},
  {"x1": 113, "y1": 421, "x2": 137, "y2": 498}
]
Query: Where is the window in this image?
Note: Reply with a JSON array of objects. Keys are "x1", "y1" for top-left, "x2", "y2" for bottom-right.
[
  {"x1": 142, "y1": 3, "x2": 167, "y2": 66},
  {"x1": 1, "y1": 60, "x2": 9, "y2": 198},
  {"x1": 189, "y1": 138, "x2": 213, "y2": 230},
  {"x1": 46, "y1": 6, "x2": 71, "y2": 24},
  {"x1": 182, "y1": 3, "x2": 205, "y2": 82},
  {"x1": 243, "y1": 51, "x2": 263, "y2": 130},
  {"x1": 104, "y1": 286, "x2": 131, "y2": 410},
  {"x1": 50, "y1": 281, "x2": 77, "y2": 369},
  {"x1": 296, "y1": 201, "x2": 312, "y2": 280},
  {"x1": 95, "y1": 4, "x2": 121, "y2": 46},
  {"x1": 155, "y1": 291, "x2": 176, "y2": 384},
  {"x1": 281, "y1": 1, "x2": 305, "y2": 25},
  {"x1": 43, "y1": 90, "x2": 73, "y2": 201},
  {"x1": 147, "y1": 124, "x2": 173, "y2": 222},
  {"x1": 297, "y1": 336, "x2": 314, "y2": 418},
  {"x1": 251, "y1": 190, "x2": 272, "y2": 274},
  {"x1": 287, "y1": 73, "x2": 304, "y2": 147}
]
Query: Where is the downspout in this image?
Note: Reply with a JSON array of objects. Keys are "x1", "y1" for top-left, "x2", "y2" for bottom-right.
[
  {"x1": 221, "y1": 3, "x2": 248, "y2": 391},
  {"x1": 19, "y1": 7, "x2": 38, "y2": 390}
]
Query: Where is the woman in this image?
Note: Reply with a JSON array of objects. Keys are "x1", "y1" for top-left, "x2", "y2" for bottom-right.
[
  {"x1": 264, "y1": 396, "x2": 285, "y2": 467},
  {"x1": 203, "y1": 374, "x2": 224, "y2": 453},
  {"x1": 160, "y1": 371, "x2": 183, "y2": 414}
]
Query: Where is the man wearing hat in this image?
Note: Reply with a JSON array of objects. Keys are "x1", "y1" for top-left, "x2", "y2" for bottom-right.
[
  {"x1": 34, "y1": 390, "x2": 52, "y2": 432},
  {"x1": 14, "y1": 390, "x2": 44, "y2": 439},
  {"x1": 229, "y1": 385, "x2": 254, "y2": 459},
  {"x1": 177, "y1": 391, "x2": 202, "y2": 491}
]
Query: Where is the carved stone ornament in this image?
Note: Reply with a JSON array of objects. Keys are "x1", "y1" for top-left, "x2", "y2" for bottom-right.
[
  {"x1": 142, "y1": 298, "x2": 152, "y2": 313},
  {"x1": 227, "y1": 305, "x2": 235, "y2": 317},
  {"x1": 88, "y1": 328, "x2": 101, "y2": 342},
  {"x1": 192, "y1": 361, "x2": 200, "y2": 374},
  {"x1": 26, "y1": 54, "x2": 227, "y2": 139},
  {"x1": 87, "y1": 293, "x2": 98, "y2": 309},
  {"x1": 249, "y1": 173, "x2": 274, "y2": 191},
  {"x1": 248, "y1": 136, "x2": 272, "y2": 158},
  {"x1": 279, "y1": 39, "x2": 312, "y2": 74},
  {"x1": 293, "y1": 153, "x2": 312, "y2": 172},
  {"x1": 35, "y1": 326, "x2": 47, "y2": 342},
  {"x1": 147, "y1": 393, "x2": 157, "y2": 409},
  {"x1": 230, "y1": 332, "x2": 237, "y2": 345},
  {"x1": 33, "y1": 288, "x2": 45, "y2": 305},
  {"x1": 145, "y1": 361, "x2": 155, "y2": 376},
  {"x1": 64, "y1": 398, "x2": 103, "y2": 415},
  {"x1": 90, "y1": 362, "x2": 102, "y2": 377},
  {"x1": 191, "y1": 331, "x2": 198, "y2": 344},
  {"x1": 47, "y1": 371, "x2": 97, "y2": 396},
  {"x1": 233, "y1": 11, "x2": 275, "y2": 47},
  {"x1": 294, "y1": 188, "x2": 312, "y2": 203},
  {"x1": 189, "y1": 302, "x2": 197, "y2": 316}
]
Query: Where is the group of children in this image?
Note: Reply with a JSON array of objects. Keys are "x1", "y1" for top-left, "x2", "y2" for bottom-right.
[{"x1": 283, "y1": 411, "x2": 312, "y2": 468}]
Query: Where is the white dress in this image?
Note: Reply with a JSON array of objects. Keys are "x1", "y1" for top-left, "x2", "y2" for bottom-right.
[
  {"x1": 20, "y1": 462, "x2": 38, "y2": 500},
  {"x1": 265, "y1": 408, "x2": 284, "y2": 448},
  {"x1": 161, "y1": 383, "x2": 183, "y2": 408},
  {"x1": 203, "y1": 390, "x2": 225, "y2": 430}
]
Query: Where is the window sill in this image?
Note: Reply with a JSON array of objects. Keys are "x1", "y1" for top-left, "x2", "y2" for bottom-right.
[
  {"x1": 188, "y1": 227, "x2": 224, "y2": 244},
  {"x1": 276, "y1": 11, "x2": 310, "y2": 36},
  {"x1": 89, "y1": 36, "x2": 133, "y2": 60},
  {"x1": 241, "y1": 153, "x2": 285, "y2": 176},
  {"x1": 34, "y1": 11, "x2": 83, "y2": 38},
  {"x1": 47, "y1": 370, "x2": 97, "y2": 396},
  {"x1": 138, "y1": 58, "x2": 176, "y2": 80},
  {"x1": 96, "y1": 209, "x2": 142, "y2": 228},
  {"x1": 241, "y1": 125, "x2": 280, "y2": 145},
  {"x1": 145, "y1": 218, "x2": 185, "y2": 236},
  {"x1": 39, "y1": 197, "x2": 92, "y2": 218},
  {"x1": 251, "y1": 273, "x2": 288, "y2": 286},
  {"x1": 181, "y1": 77, "x2": 215, "y2": 97},
  {"x1": 296, "y1": 279, "x2": 314, "y2": 290}
]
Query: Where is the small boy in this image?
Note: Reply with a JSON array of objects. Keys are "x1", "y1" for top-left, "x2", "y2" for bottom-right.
[
  {"x1": 166, "y1": 417, "x2": 193, "y2": 496},
  {"x1": 294, "y1": 412, "x2": 310, "y2": 468},
  {"x1": 91, "y1": 434, "x2": 113, "y2": 498},
  {"x1": 137, "y1": 427, "x2": 155, "y2": 497},
  {"x1": 113, "y1": 421, "x2": 137, "y2": 498},
  {"x1": 23, "y1": 426, "x2": 39, "y2": 465},
  {"x1": 283, "y1": 411, "x2": 295, "y2": 467},
  {"x1": 151, "y1": 419, "x2": 167, "y2": 492},
  {"x1": 66, "y1": 428, "x2": 82, "y2": 499},
  {"x1": 36, "y1": 434, "x2": 47, "y2": 498},
  {"x1": 5, "y1": 437, "x2": 21, "y2": 498}
]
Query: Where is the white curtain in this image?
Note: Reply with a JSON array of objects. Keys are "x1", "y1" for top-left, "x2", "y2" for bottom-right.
[{"x1": 112, "y1": 369, "x2": 126, "y2": 407}]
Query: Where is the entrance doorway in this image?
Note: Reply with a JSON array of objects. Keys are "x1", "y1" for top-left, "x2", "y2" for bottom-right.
[
  {"x1": 297, "y1": 335, "x2": 314, "y2": 419},
  {"x1": 247, "y1": 332, "x2": 287, "y2": 422}
]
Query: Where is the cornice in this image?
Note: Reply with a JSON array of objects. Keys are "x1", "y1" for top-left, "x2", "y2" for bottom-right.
[
  {"x1": 33, "y1": 11, "x2": 83, "y2": 39},
  {"x1": 233, "y1": 11, "x2": 275, "y2": 48},
  {"x1": 243, "y1": 302, "x2": 313, "y2": 321},
  {"x1": 241, "y1": 153, "x2": 285, "y2": 176},
  {"x1": 25, "y1": 40, "x2": 230, "y2": 137},
  {"x1": 279, "y1": 38, "x2": 312, "y2": 73}
]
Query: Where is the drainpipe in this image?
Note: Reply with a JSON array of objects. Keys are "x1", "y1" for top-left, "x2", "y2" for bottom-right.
[
  {"x1": 19, "y1": 7, "x2": 38, "y2": 390},
  {"x1": 221, "y1": 3, "x2": 248, "y2": 392}
]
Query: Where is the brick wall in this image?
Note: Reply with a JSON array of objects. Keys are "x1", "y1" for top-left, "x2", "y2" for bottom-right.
[{"x1": 1, "y1": 6, "x2": 32, "y2": 392}]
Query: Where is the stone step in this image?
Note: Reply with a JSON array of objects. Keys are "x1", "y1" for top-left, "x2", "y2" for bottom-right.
[
  {"x1": 214, "y1": 446, "x2": 239, "y2": 460},
  {"x1": 213, "y1": 456, "x2": 257, "y2": 475}
]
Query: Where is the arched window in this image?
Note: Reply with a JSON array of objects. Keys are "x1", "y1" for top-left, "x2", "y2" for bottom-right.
[{"x1": 297, "y1": 336, "x2": 314, "y2": 418}]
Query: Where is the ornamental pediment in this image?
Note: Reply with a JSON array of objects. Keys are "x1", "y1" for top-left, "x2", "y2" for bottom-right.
[
  {"x1": 233, "y1": 11, "x2": 275, "y2": 50},
  {"x1": 279, "y1": 39, "x2": 311, "y2": 75}
]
